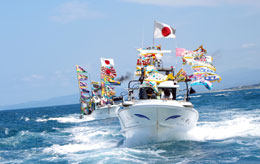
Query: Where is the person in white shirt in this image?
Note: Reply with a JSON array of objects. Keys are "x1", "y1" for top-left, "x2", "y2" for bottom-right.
[{"x1": 161, "y1": 88, "x2": 173, "y2": 100}]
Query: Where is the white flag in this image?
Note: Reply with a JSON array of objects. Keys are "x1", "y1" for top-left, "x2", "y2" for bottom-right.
[
  {"x1": 154, "y1": 21, "x2": 176, "y2": 39},
  {"x1": 100, "y1": 58, "x2": 114, "y2": 67}
]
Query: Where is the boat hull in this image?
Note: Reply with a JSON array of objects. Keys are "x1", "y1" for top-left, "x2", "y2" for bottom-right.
[
  {"x1": 88, "y1": 104, "x2": 120, "y2": 120},
  {"x1": 117, "y1": 100, "x2": 199, "y2": 143}
]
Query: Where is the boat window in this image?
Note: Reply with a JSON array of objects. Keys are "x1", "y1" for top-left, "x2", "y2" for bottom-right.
[
  {"x1": 139, "y1": 87, "x2": 157, "y2": 100},
  {"x1": 146, "y1": 88, "x2": 157, "y2": 99},
  {"x1": 139, "y1": 88, "x2": 147, "y2": 99},
  {"x1": 161, "y1": 88, "x2": 173, "y2": 100},
  {"x1": 158, "y1": 88, "x2": 177, "y2": 100}
]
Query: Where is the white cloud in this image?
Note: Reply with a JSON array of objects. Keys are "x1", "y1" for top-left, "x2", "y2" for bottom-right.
[
  {"x1": 123, "y1": 0, "x2": 260, "y2": 7},
  {"x1": 50, "y1": 0, "x2": 102, "y2": 23},
  {"x1": 123, "y1": 0, "x2": 216, "y2": 7},
  {"x1": 53, "y1": 70, "x2": 75, "y2": 87},
  {"x1": 22, "y1": 74, "x2": 44, "y2": 82},
  {"x1": 241, "y1": 43, "x2": 257, "y2": 49}
]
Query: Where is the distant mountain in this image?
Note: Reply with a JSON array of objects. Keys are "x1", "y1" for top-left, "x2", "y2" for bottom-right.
[
  {"x1": 224, "y1": 82, "x2": 260, "y2": 91},
  {"x1": 0, "y1": 94, "x2": 80, "y2": 111},
  {"x1": 1, "y1": 80, "x2": 259, "y2": 111},
  {"x1": 212, "y1": 67, "x2": 260, "y2": 90},
  {"x1": 0, "y1": 86, "x2": 128, "y2": 111}
]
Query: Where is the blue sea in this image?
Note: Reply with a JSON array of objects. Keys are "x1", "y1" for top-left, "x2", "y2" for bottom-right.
[{"x1": 1, "y1": 88, "x2": 260, "y2": 164}]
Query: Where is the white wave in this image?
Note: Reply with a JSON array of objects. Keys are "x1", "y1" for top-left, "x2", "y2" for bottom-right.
[
  {"x1": 4, "y1": 128, "x2": 9, "y2": 135},
  {"x1": 87, "y1": 147, "x2": 167, "y2": 164},
  {"x1": 35, "y1": 114, "x2": 94, "y2": 123},
  {"x1": 25, "y1": 117, "x2": 30, "y2": 121},
  {"x1": 19, "y1": 130, "x2": 30, "y2": 136},
  {"x1": 20, "y1": 116, "x2": 30, "y2": 121},
  {"x1": 189, "y1": 95, "x2": 201, "y2": 98},
  {"x1": 43, "y1": 142, "x2": 114, "y2": 154},
  {"x1": 176, "y1": 96, "x2": 183, "y2": 99},
  {"x1": 35, "y1": 118, "x2": 48, "y2": 122},
  {"x1": 188, "y1": 113, "x2": 260, "y2": 141},
  {"x1": 43, "y1": 123, "x2": 120, "y2": 155},
  {"x1": 214, "y1": 93, "x2": 229, "y2": 97}
]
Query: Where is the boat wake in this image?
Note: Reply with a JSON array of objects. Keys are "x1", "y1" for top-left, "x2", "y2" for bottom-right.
[
  {"x1": 43, "y1": 118, "x2": 122, "y2": 155},
  {"x1": 188, "y1": 109, "x2": 260, "y2": 141},
  {"x1": 120, "y1": 108, "x2": 260, "y2": 147},
  {"x1": 35, "y1": 114, "x2": 95, "y2": 123}
]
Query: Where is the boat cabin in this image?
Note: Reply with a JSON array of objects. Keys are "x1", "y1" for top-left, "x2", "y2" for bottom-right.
[{"x1": 139, "y1": 80, "x2": 179, "y2": 100}]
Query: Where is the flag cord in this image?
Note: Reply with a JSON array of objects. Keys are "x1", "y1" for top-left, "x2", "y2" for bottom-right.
[
  {"x1": 88, "y1": 72, "x2": 93, "y2": 97},
  {"x1": 76, "y1": 67, "x2": 83, "y2": 116},
  {"x1": 153, "y1": 21, "x2": 155, "y2": 46},
  {"x1": 141, "y1": 20, "x2": 144, "y2": 48}
]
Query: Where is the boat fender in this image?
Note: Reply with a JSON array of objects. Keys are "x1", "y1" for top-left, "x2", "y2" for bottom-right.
[{"x1": 122, "y1": 101, "x2": 134, "y2": 107}]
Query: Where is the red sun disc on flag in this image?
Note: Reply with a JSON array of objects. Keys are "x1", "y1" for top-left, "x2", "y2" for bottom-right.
[
  {"x1": 161, "y1": 27, "x2": 171, "y2": 37},
  {"x1": 106, "y1": 69, "x2": 111, "y2": 74},
  {"x1": 105, "y1": 60, "x2": 110, "y2": 65}
]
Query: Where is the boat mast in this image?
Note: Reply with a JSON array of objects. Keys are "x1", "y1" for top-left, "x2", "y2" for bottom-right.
[
  {"x1": 76, "y1": 65, "x2": 84, "y2": 118},
  {"x1": 153, "y1": 20, "x2": 155, "y2": 46}
]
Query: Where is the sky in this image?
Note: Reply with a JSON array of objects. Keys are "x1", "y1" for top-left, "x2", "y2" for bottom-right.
[{"x1": 0, "y1": 0, "x2": 260, "y2": 106}]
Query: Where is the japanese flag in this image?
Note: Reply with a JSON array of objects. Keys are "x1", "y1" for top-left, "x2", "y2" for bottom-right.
[
  {"x1": 154, "y1": 21, "x2": 176, "y2": 39},
  {"x1": 100, "y1": 58, "x2": 114, "y2": 67}
]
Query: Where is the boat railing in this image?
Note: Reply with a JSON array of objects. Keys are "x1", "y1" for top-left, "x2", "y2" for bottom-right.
[{"x1": 183, "y1": 79, "x2": 196, "y2": 102}]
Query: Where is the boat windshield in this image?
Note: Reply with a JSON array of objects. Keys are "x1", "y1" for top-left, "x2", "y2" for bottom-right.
[{"x1": 139, "y1": 87, "x2": 177, "y2": 100}]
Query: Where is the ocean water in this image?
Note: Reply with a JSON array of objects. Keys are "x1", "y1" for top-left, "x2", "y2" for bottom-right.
[{"x1": 1, "y1": 88, "x2": 260, "y2": 164}]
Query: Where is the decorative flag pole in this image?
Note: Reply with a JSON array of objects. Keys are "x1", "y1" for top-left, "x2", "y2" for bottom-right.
[
  {"x1": 153, "y1": 21, "x2": 176, "y2": 39},
  {"x1": 76, "y1": 65, "x2": 89, "y2": 118},
  {"x1": 153, "y1": 20, "x2": 177, "y2": 70},
  {"x1": 76, "y1": 65, "x2": 83, "y2": 117},
  {"x1": 153, "y1": 21, "x2": 155, "y2": 45},
  {"x1": 100, "y1": 58, "x2": 120, "y2": 104}
]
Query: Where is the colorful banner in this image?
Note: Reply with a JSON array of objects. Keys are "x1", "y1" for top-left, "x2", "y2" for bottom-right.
[
  {"x1": 192, "y1": 63, "x2": 216, "y2": 72},
  {"x1": 91, "y1": 81, "x2": 100, "y2": 90},
  {"x1": 81, "y1": 88, "x2": 90, "y2": 93},
  {"x1": 191, "y1": 79, "x2": 213, "y2": 90},
  {"x1": 137, "y1": 58, "x2": 150, "y2": 66},
  {"x1": 108, "y1": 79, "x2": 121, "y2": 85},
  {"x1": 100, "y1": 58, "x2": 114, "y2": 67},
  {"x1": 80, "y1": 93, "x2": 90, "y2": 100},
  {"x1": 91, "y1": 81, "x2": 99, "y2": 85},
  {"x1": 204, "y1": 74, "x2": 222, "y2": 82},
  {"x1": 101, "y1": 67, "x2": 117, "y2": 78},
  {"x1": 176, "y1": 48, "x2": 186, "y2": 57},
  {"x1": 145, "y1": 72, "x2": 167, "y2": 83},
  {"x1": 174, "y1": 69, "x2": 187, "y2": 82},
  {"x1": 193, "y1": 67, "x2": 217, "y2": 75},
  {"x1": 154, "y1": 21, "x2": 176, "y2": 39},
  {"x1": 145, "y1": 81, "x2": 158, "y2": 93},
  {"x1": 76, "y1": 65, "x2": 87, "y2": 73},
  {"x1": 78, "y1": 74, "x2": 88, "y2": 81},
  {"x1": 79, "y1": 82, "x2": 87, "y2": 88}
]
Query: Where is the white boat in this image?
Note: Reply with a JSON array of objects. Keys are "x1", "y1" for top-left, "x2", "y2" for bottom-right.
[
  {"x1": 88, "y1": 104, "x2": 120, "y2": 120},
  {"x1": 79, "y1": 58, "x2": 122, "y2": 120},
  {"x1": 117, "y1": 82, "x2": 199, "y2": 143},
  {"x1": 117, "y1": 45, "x2": 199, "y2": 143}
]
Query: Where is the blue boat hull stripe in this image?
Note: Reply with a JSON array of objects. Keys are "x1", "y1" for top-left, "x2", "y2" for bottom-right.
[
  {"x1": 134, "y1": 114, "x2": 150, "y2": 120},
  {"x1": 165, "y1": 115, "x2": 181, "y2": 121}
]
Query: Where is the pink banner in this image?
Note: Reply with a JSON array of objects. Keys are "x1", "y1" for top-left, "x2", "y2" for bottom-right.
[{"x1": 176, "y1": 48, "x2": 186, "y2": 57}]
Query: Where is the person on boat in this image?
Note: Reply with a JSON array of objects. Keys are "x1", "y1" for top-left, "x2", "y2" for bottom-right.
[
  {"x1": 106, "y1": 98, "x2": 114, "y2": 105},
  {"x1": 146, "y1": 88, "x2": 157, "y2": 99},
  {"x1": 90, "y1": 97, "x2": 96, "y2": 111},
  {"x1": 81, "y1": 100, "x2": 88, "y2": 115},
  {"x1": 139, "y1": 88, "x2": 147, "y2": 99},
  {"x1": 93, "y1": 95, "x2": 101, "y2": 108},
  {"x1": 161, "y1": 88, "x2": 173, "y2": 100},
  {"x1": 157, "y1": 89, "x2": 163, "y2": 99},
  {"x1": 100, "y1": 96, "x2": 107, "y2": 106},
  {"x1": 86, "y1": 102, "x2": 92, "y2": 114}
]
